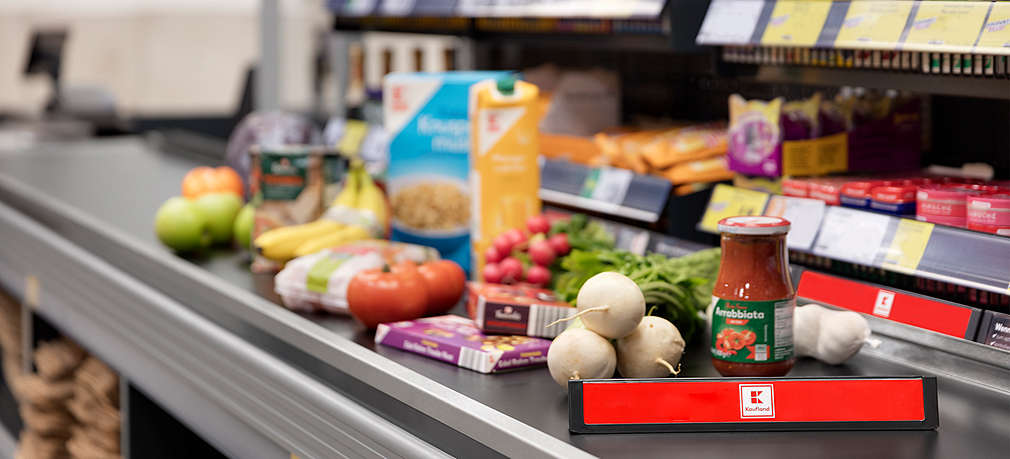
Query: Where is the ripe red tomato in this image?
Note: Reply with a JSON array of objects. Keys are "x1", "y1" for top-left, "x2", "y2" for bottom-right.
[
  {"x1": 347, "y1": 262, "x2": 429, "y2": 329},
  {"x1": 417, "y1": 260, "x2": 466, "y2": 315}
]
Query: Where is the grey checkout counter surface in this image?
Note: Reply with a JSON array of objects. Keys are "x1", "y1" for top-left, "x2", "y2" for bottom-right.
[{"x1": 0, "y1": 137, "x2": 1008, "y2": 458}]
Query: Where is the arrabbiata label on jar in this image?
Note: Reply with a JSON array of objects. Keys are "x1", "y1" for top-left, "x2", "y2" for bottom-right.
[{"x1": 711, "y1": 298, "x2": 794, "y2": 363}]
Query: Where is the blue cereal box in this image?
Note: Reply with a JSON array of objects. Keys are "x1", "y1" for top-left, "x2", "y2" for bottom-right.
[{"x1": 384, "y1": 71, "x2": 510, "y2": 274}]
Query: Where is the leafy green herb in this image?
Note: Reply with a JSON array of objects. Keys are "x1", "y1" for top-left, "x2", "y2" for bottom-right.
[{"x1": 553, "y1": 247, "x2": 721, "y2": 342}]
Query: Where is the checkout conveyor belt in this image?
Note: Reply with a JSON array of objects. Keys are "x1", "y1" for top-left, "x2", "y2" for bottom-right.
[{"x1": 0, "y1": 137, "x2": 1008, "y2": 458}]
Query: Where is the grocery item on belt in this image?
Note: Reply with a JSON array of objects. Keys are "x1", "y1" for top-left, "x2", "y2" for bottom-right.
[
  {"x1": 384, "y1": 71, "x2": 511, "y2": 275},
  {"x1": 470, "y1": 77, "x2": 542, "y2": 277},
  {"x1": 274, "y1": 240, "x2": 439, "y2": 314},
  {"x1": 249, "y1": 145, "x2": 348, "y2": 272},
  {"x1": 967, "y1": 193, "x2": 1010, "y2": 236},
  {"x1": 375, "y1": 315, "x2": 551, "y2": 373},
  {"x1": 465, "y1": 282, "x2": 574, "y2": 338},
  {"x1": 709, "y1": 216, "x2": 795, "y2": 377}
]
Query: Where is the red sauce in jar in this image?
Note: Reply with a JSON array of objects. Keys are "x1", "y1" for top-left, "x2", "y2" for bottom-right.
[{"x1": 710, "y1": 216, "x2": 795, "y2": 377}]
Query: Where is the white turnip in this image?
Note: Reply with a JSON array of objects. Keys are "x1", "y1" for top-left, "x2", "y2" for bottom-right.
[
  {"x1": 550, "y1": 272, "x2": 645, "y2": 339},
  {"x1": 547, "y1": 328, "x2": 616, "y2": 389},
  {"x1": 616, "y1": 316, "x2": 685, "y2": 378}
]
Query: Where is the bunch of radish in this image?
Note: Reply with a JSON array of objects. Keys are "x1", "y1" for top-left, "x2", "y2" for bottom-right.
[
  {"x1": 546, "y1": 272, "x2": 686, "y2": 390},
  {"x1": 482, "y1": 214, "x2": 571, "y2": 287}
]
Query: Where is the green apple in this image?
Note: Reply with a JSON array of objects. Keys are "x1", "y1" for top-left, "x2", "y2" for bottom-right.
[
  {"x1": 233, "y1": 203, "x2": 255, "y2": 249},
  {"x1": 155, "y1": 197, "x2": 211, "y2": 252},
  {"x1": 193, "y1": 192, "x2": 244, "y2": 245}
]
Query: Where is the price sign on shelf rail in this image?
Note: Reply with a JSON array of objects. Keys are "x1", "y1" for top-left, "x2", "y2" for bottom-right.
[
  {"x1": 880, "y1": 219, "x2": 934, "y2": 274},
  {"x1": 761, "y1": 0, "x2": 833, "y2": 47},
  {"x1": 696, "y1": 0, "x2": 766, "y2": 45},
  {"x1": 975, "y1": 3, "x2": 1010, "y2": 54},
  {"x1": 833, "y1": 0, "x2": 914, "y2": 50},
  {"x1": 812, "y1": 206, "x2": 890, "y2": 266},
  {"x1": 699, "y1": 184, "x2": 770, "y2": 233},
  {"x1": 764, "y1": 195, "x2": 825, "y2": 251},
  {"x1": 904, "y1": 1, "x2": 990, "y2": 52}
]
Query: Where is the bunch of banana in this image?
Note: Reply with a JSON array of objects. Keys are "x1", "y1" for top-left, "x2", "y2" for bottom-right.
[
  {"x1": 253, "y1": 162, "x2": 387, "y2": 262},
  {"x1": 331, "y1": 162, "x2": 388, "y2": 230}
]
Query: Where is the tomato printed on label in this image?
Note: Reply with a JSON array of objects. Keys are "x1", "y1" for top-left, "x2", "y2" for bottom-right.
[{"x1": 740, "y1": 329, "x2": 756, "y2": 346}]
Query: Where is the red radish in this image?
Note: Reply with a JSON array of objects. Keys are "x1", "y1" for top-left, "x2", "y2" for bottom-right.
[
  {"x1": 526, "y1": 215, "x2": 551, "y2": 234},
  {"x1": 483, "y1": 263, "x2": 504, "y2": 283},
  {"x1": 504, "y1": 228, "x2": 527, "y2": 248},
  {"x1": 484, "y1": 245, "x2": 504, "y2": 264},
  {"x1": 493, "y1": 233, "x2": 513, "y2": 256},
  {"x1": 525, "y1": 265, "x2": 551, "y2": 285},
  {"x1": 529, "y1": 240, "x2": 556, "y2": 267},
  {"x1": 548, "y1": 233, "x2": 570, "y2": 255},
  {"x1": 499, "y1": 257, "x2": 524, "y2": 283}
]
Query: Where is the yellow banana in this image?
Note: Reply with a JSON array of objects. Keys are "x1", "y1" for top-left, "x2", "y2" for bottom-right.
[
  {"x1": 254, "y1": 219, "x2": 345, "y2": 261},
  {"x1": 292, "y1": 225, "x2": 372, "y2": 257},
  {"x1": 331, "y1": 165, "x2": 360, "y2": 208},
  {"x1": 354, "y1": 167, "x2": 388, "y2": 229}
]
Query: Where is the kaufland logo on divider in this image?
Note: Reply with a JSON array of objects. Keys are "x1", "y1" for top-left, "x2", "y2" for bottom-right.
[{"x1": 739, "y1": 384, "x2": 775, "y2": 418}]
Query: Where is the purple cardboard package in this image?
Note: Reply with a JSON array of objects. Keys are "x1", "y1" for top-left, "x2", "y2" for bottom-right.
[
  {"x1": 728, "y1": 95, "x2": 785, "y2": 177},
  {"x1": 375, "y1": 315, "x2": 551, "y2": 373}
]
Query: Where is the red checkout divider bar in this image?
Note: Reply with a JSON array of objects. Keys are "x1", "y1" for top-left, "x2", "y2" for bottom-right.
[
  {"x1": 569, "y1": 377, "x2": 938, "y2": 433},
  {"x1": 796, "y1": 270, "x2": 981, "y2": 340}
]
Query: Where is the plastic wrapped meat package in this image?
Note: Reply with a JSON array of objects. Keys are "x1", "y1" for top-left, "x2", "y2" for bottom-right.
[{"x1": 274, "y1": 241, "x2": 439, "y2": 314}]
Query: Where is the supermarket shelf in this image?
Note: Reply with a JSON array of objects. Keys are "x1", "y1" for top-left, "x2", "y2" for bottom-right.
[
  {"x1": 540, "y1": 159, "x2": 672, "y2": 223},
  {"x1": 698, "y1": 0, "x2": 1010, "y2": 55},
  {"x1": 748, "y1": 65, "x2": 1010, "y2": 100},
  {"x1": 2, "y1": 138, "x2": 1010, "y2": 457},
  {"x1": 700, "y1": 186, "x2": 1010, "y2": 298}
]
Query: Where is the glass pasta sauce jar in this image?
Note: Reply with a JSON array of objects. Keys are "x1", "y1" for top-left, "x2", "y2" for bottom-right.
[{"x1": 710, "y1": 216, "x2": 795, "y2": 377}]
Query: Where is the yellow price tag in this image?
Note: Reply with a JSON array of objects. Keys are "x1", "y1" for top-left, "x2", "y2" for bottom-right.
[
  {"x1": 904, "y1": 1, "x2": 989, "y2": 52},
  {"x1": 761, "y1": 0, "x2": 833, "y2": 47},
  {"x1": 881, "y1": 219, "x2": 934, "y2": 273},
  {"x1": 975, "y1": 3, "x2": 1010, "y2": 54},
  {"x1": 834, "y1": 1, "x2": 915, "y2": 50},
  {"x1": 337, "y1": 120, "x2": 369, "y2": 157},
  {"x1": 699, "y1": 184, "x2": 771, "y2": 233}
]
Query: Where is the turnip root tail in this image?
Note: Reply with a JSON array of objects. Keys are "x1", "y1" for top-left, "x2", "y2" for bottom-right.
[
  {"x1": 571, "y1": 371, "x2": 581, "y2": 380},
  {"x1": 546, "y1": 305, "x2": 610, "y2": 328},
  {"x1": 656, "y1": 358, "x2": 681, "y2": 376},
  {"x1": 646, "y1": 305, "x2": 658, "y2": 317}
]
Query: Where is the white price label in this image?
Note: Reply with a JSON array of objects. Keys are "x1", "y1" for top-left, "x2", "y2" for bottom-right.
[
  {"x1": 697, "y1": 0, "x2": 766, "y2": 45},
  {"x1": 589, "y1": 167, "x2": 634, "y2": 205},
  {"x1": 764, "y1": 196, "x2": 826, "y2": 251},
  {"x1": 812, "y1": 206, "x2": 892, "y2": 266}
]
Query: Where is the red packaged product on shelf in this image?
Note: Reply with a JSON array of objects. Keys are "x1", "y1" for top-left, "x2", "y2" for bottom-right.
[
  {"x1": 782, "y1": 178, "x2": 809, "y2": 198},
  {"x1": 915, "y1": 183, "x2": 991, "y2": 226},
  {"x1": 967, "y1": 193, "x2": 1010, "y2": 236},
  {"x1": 807, "y1": 179, "x2": 844, "y2": 205},
  {"x1": 870, "y1": 185, "x2": 917, "y2": 216},
  {"x1": 840, "y1": 180, "x2": 886, "y2": 209}
]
